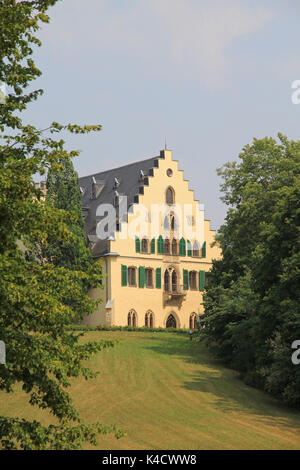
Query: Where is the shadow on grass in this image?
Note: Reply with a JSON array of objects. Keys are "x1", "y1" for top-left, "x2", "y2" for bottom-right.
[{"x1": 141, "y1": 333, "x2": 300, "y2": 431}]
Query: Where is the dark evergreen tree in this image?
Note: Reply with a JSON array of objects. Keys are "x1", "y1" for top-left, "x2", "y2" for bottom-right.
[{"x1": 44, "y1": 158, "x2": 93, "y2": 272}]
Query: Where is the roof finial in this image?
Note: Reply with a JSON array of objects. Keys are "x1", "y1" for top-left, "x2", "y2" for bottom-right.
[{"x1": 165, "y1": 137, "x2": 167, "y2": 150}]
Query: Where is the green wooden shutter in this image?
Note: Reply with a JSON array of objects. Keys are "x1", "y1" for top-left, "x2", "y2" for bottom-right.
[
  {"x1": 156, "y1": 268, "x2": 161, "y2": 288},
  {"x1": 179, "y1": 238, "x2": 186, "y2": 256},
  {"x1": 157, "y1": 235, "x2": 164, "y2": 254},
  {"x1": 187, "y1": 240, "x2": 192, "y2": 257},
  {"x1": 135, "y1": 237, "x2": 140, "y2": 253},
  {"x1": 183, "y1": 269, "x2": 189, "y2": 290},
  {"x1": 201, "y1": 241, "x2": 206, "y2": 258},
  {"x1": 139, "y1": 266, "x2": 145, "y2": 287},
  {"x1": 150, "y1": 238, "x2": 155, "y2": 254},
  {"x1": 121, "y1": 265, "x2": 127, "y2": 286},
  {"x1": 199, "y1": 270, "x2": 206, "y2": 291}
]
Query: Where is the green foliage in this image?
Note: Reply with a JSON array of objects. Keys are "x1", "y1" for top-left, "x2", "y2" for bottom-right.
[
  {"x1": 67, "y1": 324, "x2": 190, "y2": 334},
  {"x1": 199, "y1": 134, "x2": 300, "y2": 405},
  {"x1": 0, "y1": 0, "x2": 117, "y2": 449},
  {"x1": 43, "y1": 157, "x2": 93, "y2": 272}
]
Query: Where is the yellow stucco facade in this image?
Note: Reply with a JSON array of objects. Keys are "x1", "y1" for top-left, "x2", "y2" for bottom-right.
[{"x1": 82, "y1": 149, "x2": 221, "y2": 328}]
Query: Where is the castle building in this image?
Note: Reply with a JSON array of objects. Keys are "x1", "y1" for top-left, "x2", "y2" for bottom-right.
[{"x1": 78, "y1": 149, "x2": 221, "y2": 328}]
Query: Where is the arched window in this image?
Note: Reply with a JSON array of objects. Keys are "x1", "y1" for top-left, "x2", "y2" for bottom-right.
[
  {"x1": 166, "y1": 187, "x2": 175, "y2": 205},
  {"x1": 128, "y1": 309, "x2": 137, "y2": 327},
  {"x1": 145, "y1": 310, "x2": 154, "y2": 328},
  {"x1": 164, "y1": 269, "x2": 170, "y2": 292},
  {"x1": 165, "y1": 238, "x2": 170, "y2": 254},
  {"x1": 166, "y1": 314, "x2": 176, "y2": 328},
  {"x1": 170, "y1": 214, "x2": 177, "y2": 230},
  {"x1": 141, "y1": 238, "x2": 148, "y2": 253},
  {"x1": 189, "y1": 271, "x2": 197, "y2": 290},
  {"x1": 189, "y1": 313, "x2": 197, "y2": 330},
  {"x1": 172, "y1": 239, "x2": 178, "y2": 255},
  {"x1": 193, "y1": 240, "x2": 200, "y2": 257},
  {"x1": 171, "y1": 270, "x2": 177, "y2": 292}
]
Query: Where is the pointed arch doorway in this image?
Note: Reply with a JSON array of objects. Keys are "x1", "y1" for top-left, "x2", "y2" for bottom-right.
[{"x1": 166, "y1": 314, "x2": 177, "y2": 328}]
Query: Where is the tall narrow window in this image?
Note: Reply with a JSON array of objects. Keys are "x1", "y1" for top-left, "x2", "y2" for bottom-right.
[
  {"x1": 164, "y1": 270, "x2": 170, "y2": 292},
  {"x1": 128, "y1": 267, "x2": 136, "y2": 286},
  {"x1": 128, "y1": 309, "x2": 137, "y2": 326},
  {"x1": 189, "y1": 271, "x2": 197, "y2": 290},
  {"x1": 171, "y1": 270, "x2": 177, "y2": 292},
  {"x1": 166, "y1": 187, "x2": 175, "y2": 205},
  {"x1": 165, "y1": 238, "x2": 170, "y2": 254},
  {"x1": 141, "y1": 238, "x2": 148, "y2": 253},
  {"x1": 145, "y1": 310, "x2": 154, "y2": 328},
  {"x1": 189, "y1": 313, "x2": 197, "y2": 330},
  {"x1": 193, "y1": 241, "x2": 200, "y2": 257},
  {"x1": 170, "y1": 214, "x2": 177, "y2": 230},
  {"x1": 172, "y1": 239, "x2": 178, "y2": 255},
  {"x1": 145, "y1": 268, "x2": 153, "y2": 288}
]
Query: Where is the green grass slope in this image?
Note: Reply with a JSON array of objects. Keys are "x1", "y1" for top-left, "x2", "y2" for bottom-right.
[{"x1": 1, "y1": 331, "x2": 300, "y2": 449}]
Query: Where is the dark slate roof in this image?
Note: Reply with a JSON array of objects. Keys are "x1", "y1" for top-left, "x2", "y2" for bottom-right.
[{"x1": 78, "y1": 153, "x2": 164, "y2": 257}]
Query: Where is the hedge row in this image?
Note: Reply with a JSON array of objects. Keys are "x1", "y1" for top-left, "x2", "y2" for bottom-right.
[{"x1": 68, "y1": 324, "x2": 191, "y2": 334}]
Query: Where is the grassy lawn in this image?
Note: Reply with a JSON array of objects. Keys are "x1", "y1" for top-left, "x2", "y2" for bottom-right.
[{"x1": 1, "y1": 331, "x2": 300, "y2": 450}]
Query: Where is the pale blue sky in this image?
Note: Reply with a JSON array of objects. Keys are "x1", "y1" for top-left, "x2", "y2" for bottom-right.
[{"x1": 24, "y1": 0, "x2": 300, "y2": 230}]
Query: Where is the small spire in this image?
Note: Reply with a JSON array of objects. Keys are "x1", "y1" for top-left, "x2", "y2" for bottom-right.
[{"x1": 165, "y1": 137, "x2": 167, "y2": 150}]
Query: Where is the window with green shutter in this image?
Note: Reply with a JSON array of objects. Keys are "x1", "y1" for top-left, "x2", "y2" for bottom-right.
[
  {"x1": 179, "y1": 238, "x2": 186, "y2": 256},
  {"x1": 150, "y1": 238, "x2": 155, "y2": 254},
  {"x1": 121, "y1": 265, "x2": 127, "y2": 286},
  {"x1": 183, "y1": 269, "x2": 189, "y2": 290},
  {"x1": 139, "y1": 266, "x2": 145, "y2": 287},
  {"x1": 201, "y1": 241, "x2": 206, "y2": 258},
  {"x1": 135, "y1": 237, "x2": 141, "y2": 253},
  {"x1": 157, "y1": 235, "x2": 164, "y2": 254},
  {"x1": 187, "y1": 240, "x2": 192, "y2": 257},
  {"x1": 156, "y1": 268, "x2": 161, "y2": 288},
  {"x1": 199, "y1": 270, "x2": 206, "y2": 291}
]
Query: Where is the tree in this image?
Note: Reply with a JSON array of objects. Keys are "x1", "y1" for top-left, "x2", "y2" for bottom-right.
[
  {"x1": 43, "y1": 158, "x2": 93, "y2": 272},
  {"x1": 199, "y1": 134, "x2": 300, "y2": 405},
  {"x1": 0, "y1": 0, "x2": 119, "y2": 448}
]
